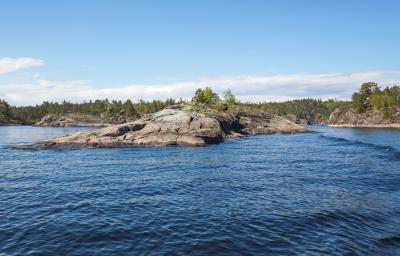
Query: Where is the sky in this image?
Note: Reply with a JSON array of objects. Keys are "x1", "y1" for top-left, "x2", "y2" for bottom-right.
[{"x1": 0, "y1": 0, "x2": 400, "y2": 105}]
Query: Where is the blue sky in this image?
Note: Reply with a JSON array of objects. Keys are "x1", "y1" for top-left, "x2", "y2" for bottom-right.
[{"x1": 0, "y1": 0, "x2": 399, "y2": 105}]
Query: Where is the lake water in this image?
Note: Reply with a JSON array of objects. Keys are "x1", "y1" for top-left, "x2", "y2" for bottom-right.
[{"x1": 1, "y1": 125, "x2": 399, "y2": 255}]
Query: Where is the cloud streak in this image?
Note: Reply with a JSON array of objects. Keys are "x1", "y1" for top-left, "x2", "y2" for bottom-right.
[
  {"x1": 0, "y1": 57, "x2": 44, "y2": 74},
  {"x1": 1, "y1": 70, "x2": 400, "y2": 106}
]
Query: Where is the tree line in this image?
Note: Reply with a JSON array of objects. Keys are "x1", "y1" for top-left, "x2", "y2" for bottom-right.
[
  {"x1": 352, "y1": 82, "x2": 400, "y2": 118},
  {"x1": 240, "y1": 98, "x2": 347, "y2": 123},
  {"x1": 4, "y1": 82, "x2": 397, "y2": 124},
  {"x1": 0, "y1": 88, "x2": 346, "y2": 124},
  {"x1": 0, "y1": 99, "x2": 12, "y2": 123},
  {"x1": 187, "y1": 87, "x2": 347, "y2": 122},
  {"x1": 0, "y1": 98, "x2": 179, "y2": 124}
]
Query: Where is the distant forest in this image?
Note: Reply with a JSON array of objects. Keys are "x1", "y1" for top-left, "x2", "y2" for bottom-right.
[
  {"x1": 0, "y1": 91, "x2": 348, "y2": 125},
  {"x1": 6, "y1": 82, "x2": 399, "y2": 124},
  {"x1": 0, "y1": 98, "x2": 179, "y2": 124},
  {"x1": 352, "y1": 82, "x2": 400, "y2": 119},
  {"x1": 243, "y1": 99, "x2": 348, "y2": 122}
]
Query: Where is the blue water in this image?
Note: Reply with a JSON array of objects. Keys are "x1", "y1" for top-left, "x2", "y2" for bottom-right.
[{"x1": 1, "y1": 125, "x2": 400, "y2": 255}]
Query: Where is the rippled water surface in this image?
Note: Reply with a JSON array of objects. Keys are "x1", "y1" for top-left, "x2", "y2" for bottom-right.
[{"x1": 1, "y1": 125, "x2": 400, "y2": 255}]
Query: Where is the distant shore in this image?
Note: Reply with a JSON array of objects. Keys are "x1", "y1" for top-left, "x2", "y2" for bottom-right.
[
  {"x1": 0, "y1": 121, "x2": 28, "y2": 126},
  {"x1": 329, "y1": 124, "x2": 400, "y2": 129}
]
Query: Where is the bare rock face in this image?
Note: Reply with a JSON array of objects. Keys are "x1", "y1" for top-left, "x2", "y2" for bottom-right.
[
  {"x1": 34, "y1": 113, "x2": 126, "y2": 127},
  {"x1": 328, "y1": 105, "x2": 400, "y2": 128},
  {"x1": 19, "y1": 104, "x2": 309, "y2": 149},
  {"x1": 237, "y1": 110, "x2": 306, "y2": 135},
  {"x1": 285, "y1": 114, "x2": 309, "y2": 125},
  {"x1": 34, "y1": 114, "x2": 75, "y2": 127}
]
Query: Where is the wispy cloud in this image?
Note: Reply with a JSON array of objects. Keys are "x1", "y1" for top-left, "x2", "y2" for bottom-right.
[
  {"x1": 1, "y1": 70, "x2": 400, "y2": 105},
  {"x1": 0, "y1": 57, "x2": 44, "y2": 75}
]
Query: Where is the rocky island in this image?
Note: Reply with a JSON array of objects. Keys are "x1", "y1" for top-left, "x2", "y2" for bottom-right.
[
  {"x1": 17, "y1": 103, "x2": 308, "y2": 149},
  {"x1": 329, "y1": 105, "x2": 400, "y2": 128},
  {"x1": 328, "y1": 83, "x2": 400, "y2": 128}
]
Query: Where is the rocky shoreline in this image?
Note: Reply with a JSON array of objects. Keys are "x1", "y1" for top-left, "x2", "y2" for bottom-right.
[
  {"x1": 16, "y1": 103, "x2": 309, "y2": 149},
  {"x1": 328, "y1": 105, "x2": 400, "y2": 129},
  {"x1": 0, "y1": 120, "x2": 26, "y2": 126},
  {"x1": 329, "y1": 124, "x2": 400, "y2": 128}
]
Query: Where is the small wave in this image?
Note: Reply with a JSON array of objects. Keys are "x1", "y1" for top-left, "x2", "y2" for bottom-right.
[
  {"x1": 319, "y1": 134, "x2": 400, "y2": 158},
  {"x1": 297, "y1": 208, "x2": 382, "y2": 230}
]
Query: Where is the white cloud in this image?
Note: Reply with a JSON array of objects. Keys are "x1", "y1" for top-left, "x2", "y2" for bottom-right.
[
  {"x1": 0, "y1": 57, "x2": 44, "y2": 74},
  {"x1": 1, "y1": 70, "x2": 400, "y2": 106}
]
